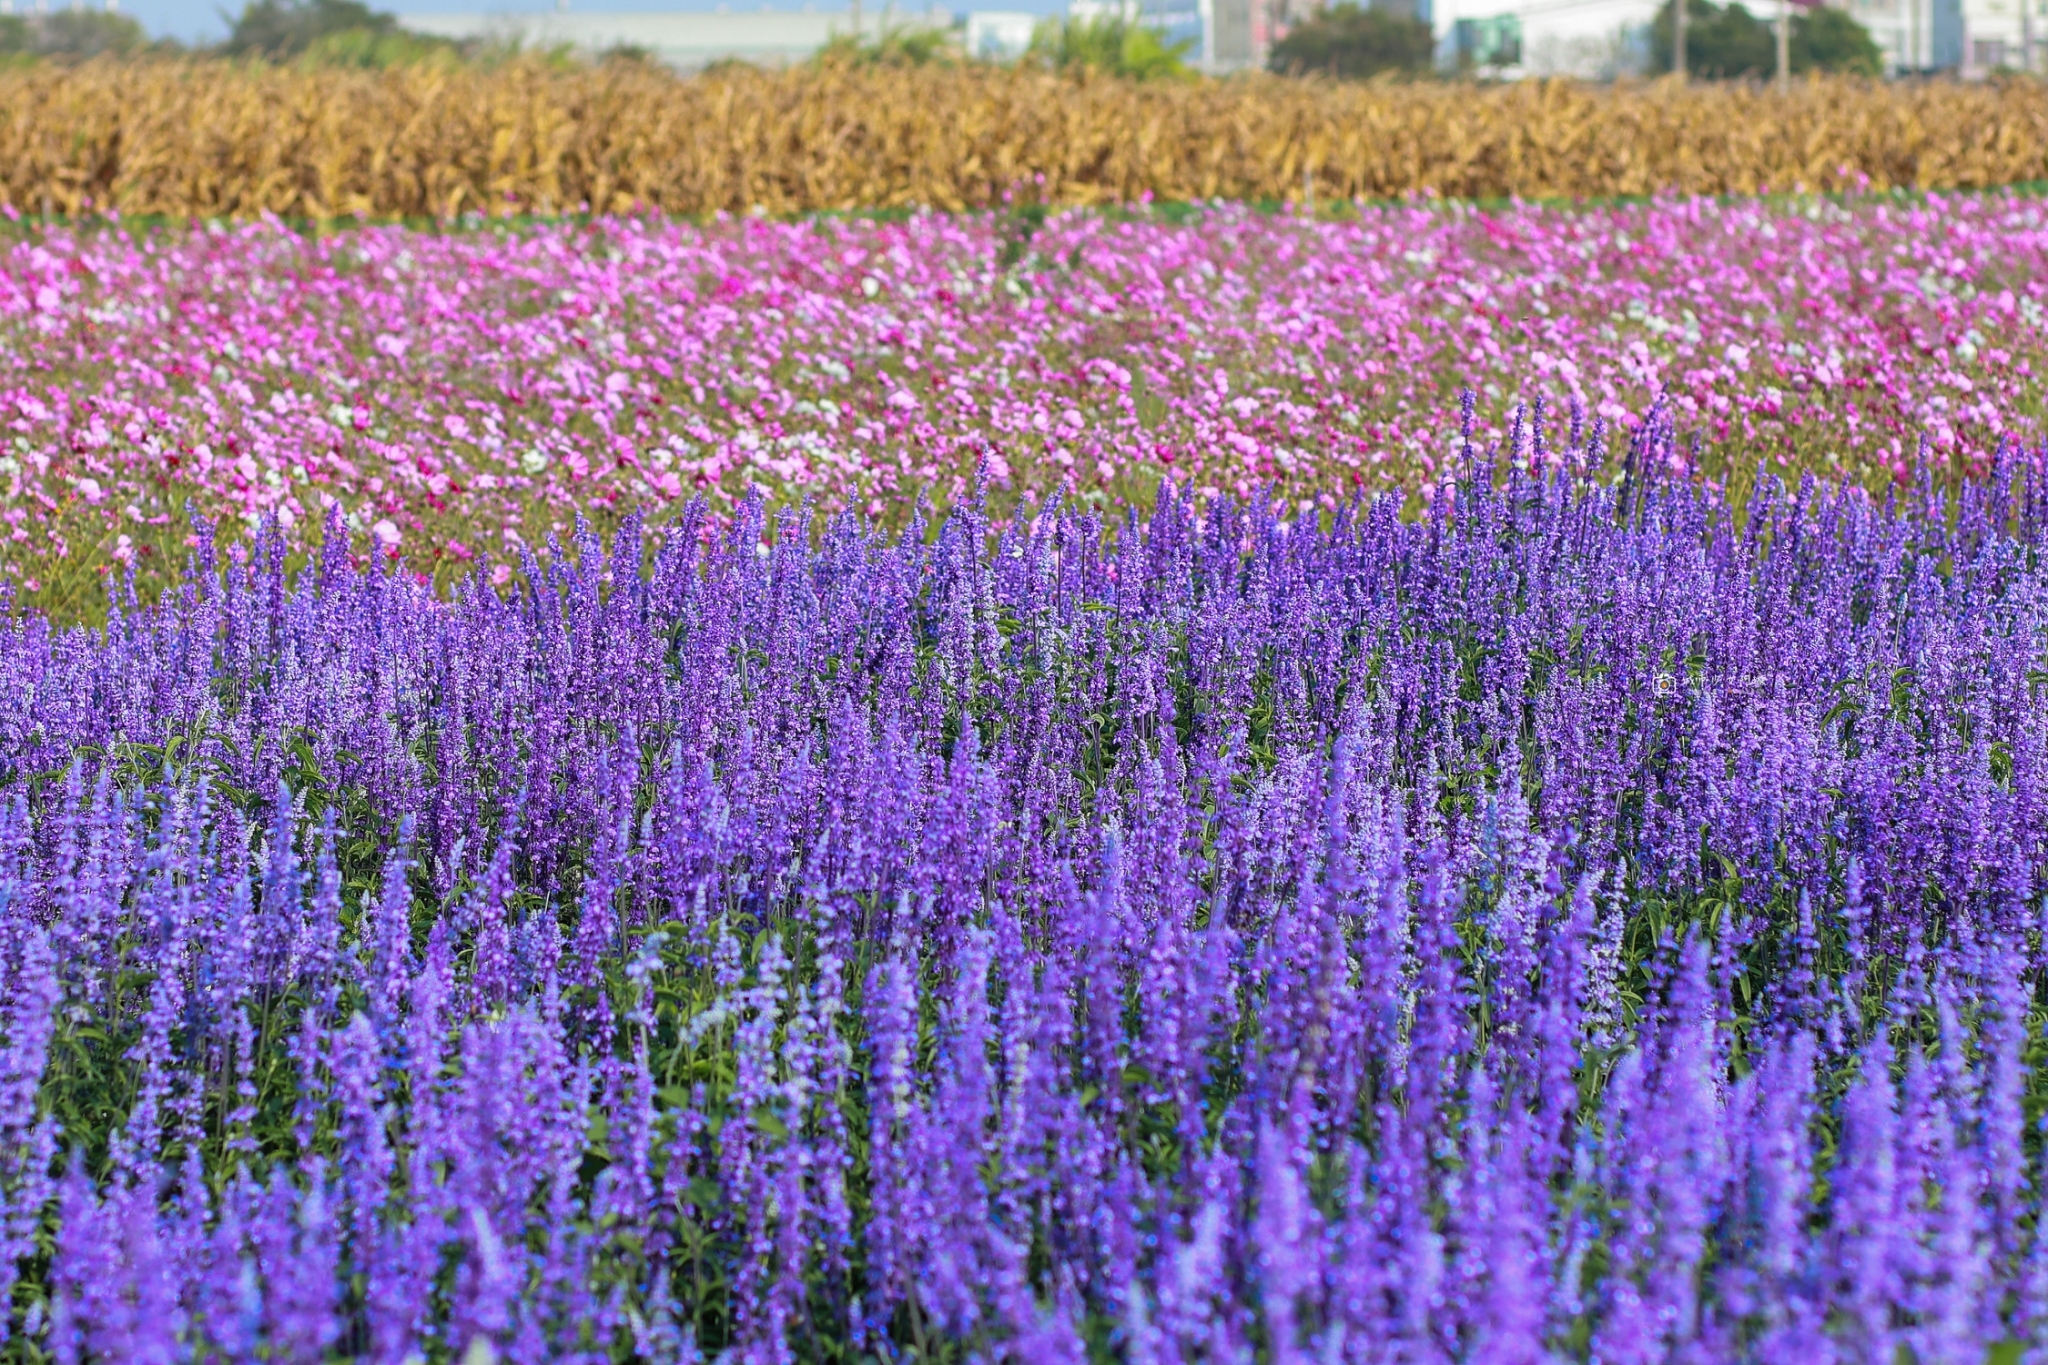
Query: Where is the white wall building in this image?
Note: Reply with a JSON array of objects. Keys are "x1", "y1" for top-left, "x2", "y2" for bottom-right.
[
  {"x1": 964, "y1": 8, "x2": 1036, "y2": 55},
  {"x1": 1219, "y1": 0, "x2": 2038, "y2": 76},
  {"x1": 1965, "y1": 0, "x2": 2048, "y2": 72},
  {"x1": 1441, "y1": 0, "x2": 2044, "y2": 75},
  {"x1": 1842, "y1": 0, "x2": 1956, "y2": 70},
  {"x1": 1850, "y1": 0, "x2": 2043, "y2": 73}
]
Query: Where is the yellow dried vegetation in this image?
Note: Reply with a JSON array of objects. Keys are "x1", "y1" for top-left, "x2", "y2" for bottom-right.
[{"x1": 2, "y1": 59, "x2": 2045, "y2": 218}]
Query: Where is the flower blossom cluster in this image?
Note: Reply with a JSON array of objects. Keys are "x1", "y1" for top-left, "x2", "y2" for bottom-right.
[
  {"x1": 0, "y1": 191, "x2": 2044, "y2": 577},
  {"x1": 2, "y1": 414, "x2": 2046, "y2": 1361}
]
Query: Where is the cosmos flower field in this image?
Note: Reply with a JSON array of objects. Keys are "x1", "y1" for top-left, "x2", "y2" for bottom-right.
[
  {"x1": 0, "y1": 192, "x2": 2047, "y2": 1363},
  {"x1": 2, "y1": 191, "x2": 2046, "y2": 594}
]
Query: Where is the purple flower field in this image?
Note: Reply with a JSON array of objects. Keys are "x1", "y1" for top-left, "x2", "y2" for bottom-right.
[{"x1": 1, "y1": 405, "x2": 2045, "y2": 1362}]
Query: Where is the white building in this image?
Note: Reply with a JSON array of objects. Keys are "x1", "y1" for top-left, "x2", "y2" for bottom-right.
[
  {"x1": 1966, "y1": 0, "x2": 2048, "y2": 72},
  {"x1": 964, "y1": 8, "x2": 1037, "y2": 56},
  {"x1": 1220, "y1": 0, "x2": 2038, "y2": 76},
  {"x1": 1842, "y1": 0, "x2": 1949, "y2": 70},
  {"x1": 398, "y1": 0, "x2": 2036, "y2": 74},
  {"x1": 1443, "y1": 0, "x2": 2019, "y2": 79},
  {"x1": 1849, "y1": 0, "x2": 2043, "y2": 72}
]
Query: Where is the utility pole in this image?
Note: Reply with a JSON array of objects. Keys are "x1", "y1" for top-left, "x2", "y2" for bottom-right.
[
  {"x1": 1776, "y1": 0, "x2": 1790, "y2": 86},
  {"x1": 1674, "y1": 0, "x2": 1687, "y2": 77}
]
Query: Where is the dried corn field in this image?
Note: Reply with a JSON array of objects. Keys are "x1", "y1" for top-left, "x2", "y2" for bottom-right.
[{"x1": 1, "y1": 60, "x2": 2046, "y2": 219}]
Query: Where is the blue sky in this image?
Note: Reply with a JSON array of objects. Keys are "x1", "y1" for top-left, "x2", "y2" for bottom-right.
[{"x1": 122, "y1": 0, "x2": 1066, "y2": 45}]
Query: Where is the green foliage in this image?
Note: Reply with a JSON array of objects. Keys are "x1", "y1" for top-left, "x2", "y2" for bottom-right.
[
  {"x1": 27, "y1": 721, "x2": 2041, "y2": 1358},
  {"x1": 1790, "y1": 4, "x2": 1882, "y2": 76},
  {"x1": 36, "y1": 7, "x2": 148, "y2": 56},
  {"x1": 223, "y1": 0, "x2": 395, "y2": 58},
  {"x1": 1028, "y1": 15, "x2": 1193, "y2": 81},
  {"x1": 299, "y1": 23, "x2": 460, "y2": 68},
  {"x1": 1651, "y1": 0, "x2": 1884, "y2": 77},
  {"x1": 816, "y1": 23, "x2": 962, "y2": 67},
  {"x1": 1650, "y1": 0, "x2": 1771, "y2": 77},
  {"x1": 0, "y1": 8, "x2": 153, "y2": 60},
  {"x1": 596, "y1": 40, "x2": 657, "y2": 64},
  {"x1": 219, "y1": 0, "x2": 475, "y2": 70},
  {"x1": 1268, "y1": 2, "x2": 1436, "y2": 78}
]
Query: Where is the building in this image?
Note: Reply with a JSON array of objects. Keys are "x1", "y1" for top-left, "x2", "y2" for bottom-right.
[
  {"x1": 398, "y1": 0, "x2": 2036, "y2": 74},
  {"x1": 964, "y1": 7, "x2": 1036, "y2": 56},
  {"x1": 1477, "y1": 0, "x2": 2039, "y2": 75},
  {"x1": 1959, "y1": 0, "x2": 2036, "y2": 70},
  {"x1": 1841, "y1": 0, "x2": 1960, "y2": 70},
  {"x1": 1966, "y1": 0, "x2": 2047, "y2": 72},
  {"x1": 1247, "y1": 0, "x2": 2034, "y2": 77},
  {"x1": 1205, "y1": 0, "x2": 1253, "y2": 62}
]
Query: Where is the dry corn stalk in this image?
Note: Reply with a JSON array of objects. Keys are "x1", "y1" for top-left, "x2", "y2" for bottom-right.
[{"x1": 2, "y1": 60, "x2": 2045, "y2": 219}]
